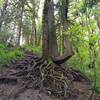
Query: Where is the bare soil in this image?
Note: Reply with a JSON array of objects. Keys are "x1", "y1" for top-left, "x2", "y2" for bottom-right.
[{"x1": 0, "y1": 52, "x2": 100, "y2": 100}]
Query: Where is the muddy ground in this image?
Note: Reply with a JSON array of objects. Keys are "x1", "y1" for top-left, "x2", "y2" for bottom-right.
[{"x1": 0, "y1": 52, "x2": 100, "y2": 100}]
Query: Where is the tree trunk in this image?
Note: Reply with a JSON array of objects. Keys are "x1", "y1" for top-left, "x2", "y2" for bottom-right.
[
  {"x1": 52, "y1": 37, "x2": 74, "y2": 65},
  {"x1": 30, "y1": 0, "x2": 37, "y2": 46},
  {"x1": 0, "y1": 0, "x2": 8, "y2": 31},
  {"x1": 52, "y1": 0, "x2": 74, "y2": 65},
  {"x1": 61, "y1": 0, "x2": 69, "y2": 53},
  {"x1": 17, "y1": 0, "x2": 25, "y2": 46},
  {"x1": 24, "y1": 35, "x2": 30, "y2": 45},
  {"x1": 30, "y1": 19, "x2": 37, "y2": 46},
  {"x1": 42, "y1": 0, "x2": 58, "y2": 60},
  {"x1": 37, "y1": 35, "x2": 42, "y2": 46}
]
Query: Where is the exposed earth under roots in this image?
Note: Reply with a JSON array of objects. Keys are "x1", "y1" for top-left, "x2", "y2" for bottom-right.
[{"x1": 0, "y1": 52, "x2": 100, "y2": 100}]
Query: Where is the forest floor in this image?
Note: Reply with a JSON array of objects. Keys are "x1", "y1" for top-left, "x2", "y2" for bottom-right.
[{"x1": 0, "y1": 51, "x2": 100, "y2": 100}]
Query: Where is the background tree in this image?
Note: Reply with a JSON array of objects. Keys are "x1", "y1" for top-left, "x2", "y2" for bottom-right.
[{"x1": 0, "y1": 0, "x2": 8, "y2": 31}]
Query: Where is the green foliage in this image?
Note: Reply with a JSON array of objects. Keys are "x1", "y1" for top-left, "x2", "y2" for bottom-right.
[
  {"x1": 0, "y1": 31, "x2": 12, "y2": 43},
  {"x1": 23, "y1": 45, "x2": 42, "y2": 54},
  {"x1": 0, "y1": 0, "x2": 4, "y2": 7},
  {"x1": 67, "y1": 1, "x2": 100, "y2": 92},
  {"x1": 0, "y1": 43, "x2": 42, "y2": 70},
  {"x1": 0, "y1": 43, "x2": 24, "y2": 69}
]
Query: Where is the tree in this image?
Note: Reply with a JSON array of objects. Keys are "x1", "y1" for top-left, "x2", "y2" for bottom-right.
[
  {"x1": 17, "y1": 0, "x2": 26, "y2": 46},
  {"x1": 42, "y1": 0, "x2": 58, "y2": 60},
  {"x1": 51, "y1": 0, "x2": 74, "y2": 65},
  {"x1": 0, "y1": 0, "x2": 8, "y2": 31},
  {"x1": 42, "y1": 0, "x2": 74, "y2": 64}
]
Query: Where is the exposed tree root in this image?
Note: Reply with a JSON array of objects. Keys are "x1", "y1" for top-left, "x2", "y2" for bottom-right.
[{"x1": 0, "y1": 52, "x2": 99, "y2": 100}]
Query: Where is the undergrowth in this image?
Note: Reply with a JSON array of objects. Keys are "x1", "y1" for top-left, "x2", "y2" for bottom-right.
[
  {"x1": 0, "y1": 43, "x2": 24, "y2": 69},
  {"x1": 68, "y1": 54, "x2": 100, "y2": 93},
  {"x1": 22, "y1": 45, "x2": 42, "y2": 54},
  {"x1": 0, "y1": 43, "x2": 100, "y2": 93}
]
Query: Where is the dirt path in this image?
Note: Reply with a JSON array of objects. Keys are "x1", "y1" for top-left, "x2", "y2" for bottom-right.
[
  {"x1": 0, "y1": 84, "x2": 61, "y2": 100},
  {"x1": 0, "y1": 52, "x2": 100, "y2": 100}
]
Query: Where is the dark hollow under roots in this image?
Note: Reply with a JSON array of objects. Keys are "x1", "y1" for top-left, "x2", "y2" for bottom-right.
[{"x1": 0, "y1": 52, "x2": 93, "y2": 100}]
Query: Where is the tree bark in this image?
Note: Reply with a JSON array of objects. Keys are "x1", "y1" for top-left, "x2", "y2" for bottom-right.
[
  {"x1": 42, "y1": 0, "x2": 74, "y2": 64},
  {"x1": 17, "y1": 0, "x2": 25, "y2": 46},
  {"x1": 42, "y1": 0, "x2": 58, "y2": 60},
  {"x1": 30, "y1": 19, "x2": 37, "y2": 46},
  {"x1": 52, "y1": 0, "x2": 74, "y2": 65},
  {"x1": 52, "y1": 37, "x2": 74, "y2": 65},
  {"x1": 30, "y1": 0, "x2": 37, "y2": 46},
  {"x1": 0, "y1": 0, "x2": 8, "y2": 31}
]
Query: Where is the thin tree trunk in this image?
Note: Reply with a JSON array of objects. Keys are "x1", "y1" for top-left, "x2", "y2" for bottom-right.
[
  {"x1": 30, "y1": 19, "x2": 37, "y2": 46},
  {"x1": 17, "y1": 1, "x2": 25, "y2": 46},
  {"x1": 37, "y1": 35, "x2": 42, "y2": 46},
  {"x1": 61, "y1": 0, "x2": 69, "y2": 53},
  {"x1": 25, "y1": 35, "x2": 30, "y2": 45},
  {"x1": 0, "y1": 0, "x2": 8, "y2": 31}
]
